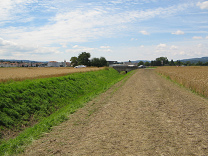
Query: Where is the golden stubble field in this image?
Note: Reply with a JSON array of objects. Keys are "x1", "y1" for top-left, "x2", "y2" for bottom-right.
[
  {"x1": 156, "y1": 66, "x2": 208, "y2": 97},
  {"x1": 0, "y1": 67, "x2": 104, "y2": 82}
]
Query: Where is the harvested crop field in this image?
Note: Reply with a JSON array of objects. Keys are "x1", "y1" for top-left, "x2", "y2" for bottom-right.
[
  {"x1": 22, "y1": 69, "x2": 208, "y2": 155},
  {"x1": 156, "y1": 66, "x2": 208, "y2": 97},
  {"x1": 0, "y1": 67, "x2": 103, "y2": 82}
]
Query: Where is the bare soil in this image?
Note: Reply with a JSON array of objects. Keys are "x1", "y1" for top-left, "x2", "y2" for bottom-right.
[{"x1": 22, "y1": 69, "x2": 208, "y2": 156}]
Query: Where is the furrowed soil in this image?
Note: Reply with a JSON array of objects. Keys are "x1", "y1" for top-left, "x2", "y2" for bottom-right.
[{"x1": 22, "y1": 69, "x2": 208, "y2": 155}]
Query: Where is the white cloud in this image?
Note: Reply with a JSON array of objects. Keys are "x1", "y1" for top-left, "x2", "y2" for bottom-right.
[
  {"x1": 65, "y1": 49, "x2": 82, "y2": 54},
  {"x1": 157, "y1": 43, "x2": 166, "y2": 49},
  {"x1": 67, "y1": 45, "x2": 95, "y2": 53},
  {"x1": 66, "y1": 45, "x2": 112, "y2": 58},
  {"x1": 0, "y1": 1, "x2": 195, "y2": 46},
  {"x1": 171, "y1": 30, "x2": 184, "y2": 35},
  {"x1": 0, "y1": 0, "x2": 40, "y2": 25},
  {"x1": 100, "y1": 46, "x2": 110, "y2": 49},
  {"x1": 140, "y1": 30, "x2": 150, "y2": 35},
  {"x1": 0, "y1": 1, "x2": 205, "y2": 61},
  {"x1": 197, "y1": 1, "x2": 208, "y2": 10},
  {"x1": 130, "y1": 38, "x2": 138, "y2": 41},
  {"x1": 0, "y1": 37, "x2": 61, "y2": 59},
  {"x1": 72, "y1": 45, "x2": 79, "y2": 48},
  {"x1": 0, "y1": 38, "x2": 17, "y2": 46},
  {"x1": 60, "y1": 43, "x2": 67, "y2": 48},
  {"x1": 179, "y1": 51, "x2": 185, "y2": 55},
  {"x1": 192, "y1": 36, "x2": 203, "y2": 39},
  {"x1": 155, "y1": 43, "x2": 167, "y2": 54},
  {"x1": 170, "y1": 45, "x2": 178, "y2": 50},
  {"x1": 197, "y1": 43, "x2": 202, "y2": 48},
  {"x1": 206, "y1": 36, "x2": 208, "y2": 39},
  {"x1": 104, "y1": 49, "x2": 113, "y2": 53},
  {"x1": 172, "y1": 51, "x2": 186, "y2": 56}
]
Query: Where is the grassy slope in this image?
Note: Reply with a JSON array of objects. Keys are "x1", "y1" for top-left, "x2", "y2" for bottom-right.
[{"x1": 0, "y1": 68, "x2": 133, "y2": 155}]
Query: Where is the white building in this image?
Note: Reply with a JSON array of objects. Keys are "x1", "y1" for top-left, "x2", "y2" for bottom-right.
[
  {"x1": 0, "y1": 62, "x2": 11, "y2": 67},
  {"x1": 48, "y1": 61, "x2": 59, "y2": 67},
  {"x1": 58, "y1": 60, "x2": 66, "y2": 67}
]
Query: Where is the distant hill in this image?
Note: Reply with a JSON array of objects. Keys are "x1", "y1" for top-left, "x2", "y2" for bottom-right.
[
  {"x1": 180, "y1": 57, "x2": 208, "y2": 63},
  {"x1": 126, "y1": 60, "x2": 150, "y2": 63}
]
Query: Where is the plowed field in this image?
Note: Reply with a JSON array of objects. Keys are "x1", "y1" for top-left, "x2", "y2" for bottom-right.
[{"x1": 22, "y1": 69, "x2": 208, "y2": 155}]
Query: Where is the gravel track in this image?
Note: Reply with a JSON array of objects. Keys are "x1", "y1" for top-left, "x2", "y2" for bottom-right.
[{"x1": 22, "y1": 69, "x2": 208, "y2": 156}]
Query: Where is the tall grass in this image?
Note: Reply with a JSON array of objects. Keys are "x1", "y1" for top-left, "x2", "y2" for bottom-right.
[{"x1": 0, "y1": 68, "x2": 132, "y2": 155}]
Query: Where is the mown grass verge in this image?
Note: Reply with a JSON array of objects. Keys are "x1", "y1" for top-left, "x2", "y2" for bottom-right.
[{"x1": 0, "y1": 68, "x2": 133, "y2": 155}]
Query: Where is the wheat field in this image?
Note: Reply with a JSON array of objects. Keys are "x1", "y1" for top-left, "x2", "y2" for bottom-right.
[
  {"x1": 0, "y1": 67, "x2": 104, "y2": 82},
  {"x1": 156, "y1": 66, "x2": 208, "y2": 97}
]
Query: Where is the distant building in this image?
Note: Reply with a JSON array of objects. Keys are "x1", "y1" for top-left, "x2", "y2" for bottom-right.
[
  {"x1": 0, "y1": 60, "x2": 69, "y2": 68},
  {"x1": 48, "y1": 61, "x2": 59, "y2": 67},
  {"x1": 123, "y1": 62, "x2": 138, "y2": 66},
  {"x1": 66, "y1": 62, "x2": 71, "y2": 67},
  {"x1": 0, "y1": 62, "x2": 4, "y2": 67},
  {"x1": 59, "y1": 60, "x2": 67, "y2": 67},
  {"x1": 0, "y1": 62, "x2": 11, "y2": 67},
  {"x1": 19, "y1": 62, "x2": 30, "y2": 67},
  {"x1": 107, "y1": 61, "x2": 118, "y2": 65},
  {"x1": 38, "y1": 63, "x2": 47, "y2": 67},
  {"x1": 0, "y1": 62, "x2": 19, "y2": 67},
  {"x1": 10, "y1": 63, "x2": 18, "y2": 67}
]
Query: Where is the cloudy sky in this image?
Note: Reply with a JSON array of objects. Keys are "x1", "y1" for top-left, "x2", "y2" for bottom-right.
[{"x1": 0, "y1": 0, "x2": 208, "y2": 62}]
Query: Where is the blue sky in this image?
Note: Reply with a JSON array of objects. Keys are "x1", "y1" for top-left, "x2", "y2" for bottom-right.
[{"x1": 0, "y1": 0, "x2": 208, "y2": 62}]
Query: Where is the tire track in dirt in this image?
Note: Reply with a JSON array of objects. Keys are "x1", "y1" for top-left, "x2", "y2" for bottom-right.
[{"x1": 22, "y1": 69, "x2": 208, "y2": 155}]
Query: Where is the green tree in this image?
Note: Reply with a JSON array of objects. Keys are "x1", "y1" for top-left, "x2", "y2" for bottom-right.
[
  {"x1": 196, "y1": 61, "x2": 203, "y2": 66},
  {"x1": 185, "y1": 61, "x2": 191, "y2": 66},
  {"x1": 175, "y1": 60, "x2": 181, "y2": 66},
  {"x1": 138, "y1": 61, "x2": 144, "y2": 66},
  {"x1": 204, "y1": 62, "x2": 208, "y2": 66},
  {"x1": 100, "y1": 57, "x2": 107, "y2": 67},
  {"x1": 170, "y1": 59, "x2": 175, "y2": 66},
  {"x1": 70, "y1": 57, "x2": 78, "y2": 67},
  {"x1": 91, "y1": 57, "x2": 107, "y2": 67},
  {"x1": 91, "y1": 58, "x2": 101, "y2": 67},
  {"x1": 156, "y1": 57, "x2": 169, "y2": 66},
  {"x1": 144, "y1": 61, "x2": 150, "y2": 66},
  {"x1": 78, "y1": 52, "x2": 91, "y2": 66},
  {"x1": 151, "y1": 60, "x2": 162, "y2": 66}
]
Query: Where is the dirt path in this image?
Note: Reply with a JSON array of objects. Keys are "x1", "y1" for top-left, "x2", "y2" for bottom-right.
[{"x1": 22, "y1": 69, "x2": 208, "y2": 155}]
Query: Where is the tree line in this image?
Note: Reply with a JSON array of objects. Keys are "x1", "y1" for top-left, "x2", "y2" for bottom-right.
[
  {"x1": 70, "y1": 52, "x2": 107, "y2": 67},
  {"x1": 138, "y1": 57, "x2": 208, "y2": 66}
]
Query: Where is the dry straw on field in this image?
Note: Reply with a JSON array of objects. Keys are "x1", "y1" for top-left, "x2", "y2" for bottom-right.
[
  {"x1": 0, "y1": 67, "x2": 104, "y2": 82},
  {"x1": 156, "y1": 66, "x2": 208, "y2": 97}
]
